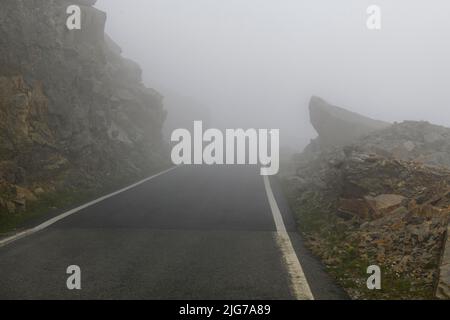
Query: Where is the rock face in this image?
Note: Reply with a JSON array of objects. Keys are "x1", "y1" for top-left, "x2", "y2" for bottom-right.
[
  {"x1": 285, "y1": 96, "x2": 450, "y2": 299},
  {"x1": 437, "y1": 227, "x2": 450, "y2": 299},
  {"x1": 0, "y1": 1, "x2": 167, "y2": 217},
  {"x1": 309, "y1": 96, "x2": 390, "y2": 148}
]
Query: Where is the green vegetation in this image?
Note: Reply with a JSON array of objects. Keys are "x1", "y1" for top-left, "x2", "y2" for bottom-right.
[
  {"x1": 281, "y1": 183, "x2": 436, "y2": 300},
  {"x1": 0, "y1": 188, "x2": 91, "y2": 235},
  {"x1": 0, "y1": 166, "x2": 169, "y2": 236}
]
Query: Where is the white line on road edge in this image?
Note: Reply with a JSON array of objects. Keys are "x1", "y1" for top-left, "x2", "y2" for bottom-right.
[
  {"x1": 263, "y1": 175, "x2": 314, "y2": 300},
  {"x1": 0, "y1": 166, "x2": 178, "y2": 248}
]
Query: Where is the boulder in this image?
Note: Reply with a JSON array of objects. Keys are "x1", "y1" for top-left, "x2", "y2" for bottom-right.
[
  {"x1": 364, "y1": 194, "x2": 406, "y2": 217},
  {"x1": 309, "y1": 96, "x2": 390, "y2": 148}
]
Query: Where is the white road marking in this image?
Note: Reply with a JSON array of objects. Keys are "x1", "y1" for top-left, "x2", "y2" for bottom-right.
[
  {"x1": 0, "y1": 166, "x2": 178, "y2": 248},
  {"x1": 263, "y1": 175, "x2": 314, "y2": 300}
]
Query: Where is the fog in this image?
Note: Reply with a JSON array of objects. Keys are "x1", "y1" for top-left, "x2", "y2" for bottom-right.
[{"x1": 96, "y1": 0, "x2": 450, "y2": 150}]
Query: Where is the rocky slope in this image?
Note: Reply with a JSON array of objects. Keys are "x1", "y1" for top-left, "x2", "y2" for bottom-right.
[
  {"x1": 284, "y1": 97, "x2": 450, "y2": 299},
  {"x1": 0, "y1": 1, "x2": 168, "y2": 226}
]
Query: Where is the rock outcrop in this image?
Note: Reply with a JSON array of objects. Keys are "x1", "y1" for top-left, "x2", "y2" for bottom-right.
[
  {"x1": 437, "y1": 228, "x2": 450, "y2": 299},
  {"x1": 309, "y1": 96, "x2": 390, "y2": 148},
  {"x1": 0, "y1": 1, "x2": 167, "y2": 219},
  {"x1": 284, "y1": 96, "x2": 450, "y2": 299}
]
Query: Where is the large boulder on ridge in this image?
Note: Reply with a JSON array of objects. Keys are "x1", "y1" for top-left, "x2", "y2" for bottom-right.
[{"x1": 309, "y1": 96, "x2": 390, "y2": 148}]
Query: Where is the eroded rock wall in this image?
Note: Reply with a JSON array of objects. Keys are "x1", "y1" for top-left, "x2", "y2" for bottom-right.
[{"x1": 0, "y1": 1, "x2": 168, "y2": 215}]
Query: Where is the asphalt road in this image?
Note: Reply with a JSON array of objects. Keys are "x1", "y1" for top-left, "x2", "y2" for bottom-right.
[{"x1": 0, "y1": 165, "x2": 347, "y2": 299}]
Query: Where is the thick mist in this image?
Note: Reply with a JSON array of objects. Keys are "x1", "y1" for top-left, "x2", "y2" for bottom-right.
[{"x1": 96, "y1": 0, "x2": 450, "y2": 150}]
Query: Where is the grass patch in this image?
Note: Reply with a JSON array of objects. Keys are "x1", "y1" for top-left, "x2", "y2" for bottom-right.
[
  {"x1": 0, "y1": 188, "x2": 92, "y2": 235},
  {"x1": 0, "y1": 166, "x2": 170, "y2": 236},
  {"x1": 281, "y1": 179, "x2": 436, "y2": 300}
]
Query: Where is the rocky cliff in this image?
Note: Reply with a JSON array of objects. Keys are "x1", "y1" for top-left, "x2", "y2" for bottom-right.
[
  {"x1": 284, "y1": 97, "x2": 450, "y2": 299},
  {"x1": 0, "y1": 1, "x2": 167, "y2": 223}
]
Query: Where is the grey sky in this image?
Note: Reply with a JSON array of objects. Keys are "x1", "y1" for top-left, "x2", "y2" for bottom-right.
[{"x1": 96, "y1": 0, "x2": 450, "y2": 149}]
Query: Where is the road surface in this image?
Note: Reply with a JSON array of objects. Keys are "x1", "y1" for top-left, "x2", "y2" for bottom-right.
[{"x1": 0, "y1": 165, "x2": 346, "y2": 299}]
